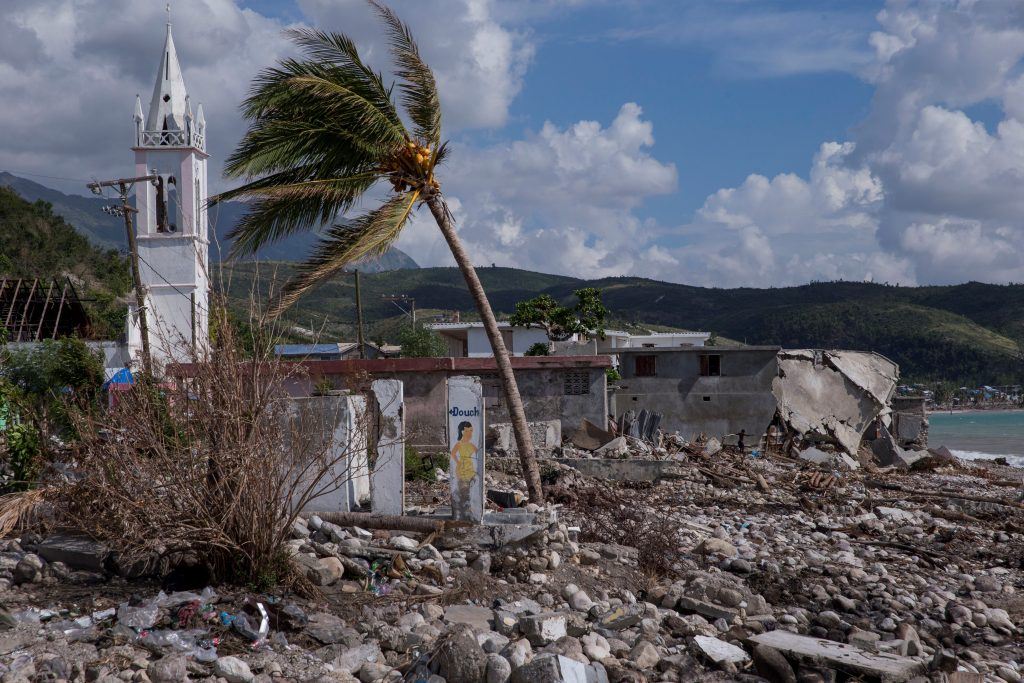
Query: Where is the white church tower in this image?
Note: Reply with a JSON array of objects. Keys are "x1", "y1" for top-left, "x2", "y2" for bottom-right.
[{"x1": 128, "y1": 14, "x2": 209, "y2": 369}]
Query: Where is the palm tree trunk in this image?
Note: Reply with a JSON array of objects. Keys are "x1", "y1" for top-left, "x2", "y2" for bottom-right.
[{"x1": 426, "y1": 195, "x2": 545, "y2": 503}]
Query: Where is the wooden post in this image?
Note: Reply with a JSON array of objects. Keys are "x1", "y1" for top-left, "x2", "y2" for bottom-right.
[
  {"x1": 121, "y1": 182, "x2": 153, "y2": 377},
  {"x1": 354, "y1": 269, "x2": 366, "y2": 359}
]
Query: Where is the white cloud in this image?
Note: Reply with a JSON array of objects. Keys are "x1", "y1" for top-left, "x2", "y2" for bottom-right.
[
  {"x1": 607, "y1": 3, "x2": 876, "y2": 78},
  {"x1": 297, "y1": 0, "x2": 533, "y2": 130},
  {"x1": 671, "y1": 0, "x2": 1024, "y2": 286},
  {"x1": 0, "y1": 0, "x2": 296, "y2": 194},
  {"x1": 396, "y1": 103, "x2": 678, "y2": 279}
]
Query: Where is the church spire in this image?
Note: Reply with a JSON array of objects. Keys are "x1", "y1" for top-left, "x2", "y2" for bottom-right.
[{"x1": 146, "y1": 15, "x2": 189, "y2": 132}]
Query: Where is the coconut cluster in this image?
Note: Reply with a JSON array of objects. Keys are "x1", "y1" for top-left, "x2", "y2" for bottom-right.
[{"x1": 386, "y1": 140, "x2": 440, "y2": 193}]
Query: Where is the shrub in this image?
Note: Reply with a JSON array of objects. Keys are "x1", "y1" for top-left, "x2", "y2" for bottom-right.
[
  {"x1": 43, "y1": 307, "x2": 369, "y2": 591},
  {"x1": 398, "y1": 323, "x2": 447, "y2": 358},
  {"x1": 573, "y1": 483, "x2": 682, "y2": 578},
  {"x1": 524, "y1": 342, "x2": 550, "y2": 356},
  {"x1": 404, "y1": 445, "x2": 436, "y2": 482}
]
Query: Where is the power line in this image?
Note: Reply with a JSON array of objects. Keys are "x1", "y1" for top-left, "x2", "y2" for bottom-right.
[{"x1": 3, "y1": 168, "x2": 98, "y2": 184}]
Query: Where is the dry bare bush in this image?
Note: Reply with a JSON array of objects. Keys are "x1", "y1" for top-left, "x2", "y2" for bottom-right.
[
  {"x1": 48, "y1": 303, "x2": 371, "y2": 590},
  {"x1": 573, "y1": 483, "x2": 683, "y2": 579}
]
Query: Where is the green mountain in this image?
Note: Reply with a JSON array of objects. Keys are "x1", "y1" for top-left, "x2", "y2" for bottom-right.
[
  {"x1": 0, "y1": 187, "x2": 131, "y2": 338},
  {"x1": 3, "y1": 174, "x2": 1021, "y2": 385},
  {"x1": 0, "y1": 172, "x2": 419, "y2": 271},
  {"x1": 222, "y1": 264, "x2": 1023, "y2": 385}
]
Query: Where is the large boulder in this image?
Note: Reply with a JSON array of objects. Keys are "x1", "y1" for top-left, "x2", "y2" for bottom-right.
[{"x1": 432, "y1": 623, "x2": 488, "y2": 683}]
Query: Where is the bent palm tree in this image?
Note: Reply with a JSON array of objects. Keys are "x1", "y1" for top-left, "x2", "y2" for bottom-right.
[{"x1": 213, "y1": 2, "x2": 544, "y2": 502}]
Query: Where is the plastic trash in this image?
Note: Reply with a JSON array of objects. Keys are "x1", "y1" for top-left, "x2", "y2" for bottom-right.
[
  {"x1": 164, "y1": 587, "x2": 217, "y2": 609},
  {"x1": 137, "y1": 628, "x2": 207, "y2": 653},
  {"x1": 232, "y1": 602, "x2": 270, "y2": 646},
  {"x1": 11, "y1": 610, "x2": 41, "y2": 625},
  {"x1": 92, "y1": 608, "x2": 116, "y2": 622},
  {"x1": 117, "y1": 591, "x2": 166, "y2": 630}
]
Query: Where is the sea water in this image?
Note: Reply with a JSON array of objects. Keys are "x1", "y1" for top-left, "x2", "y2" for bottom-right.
[{"x1": 927, "y1": 410, "x2": 1024, "y2": 467}]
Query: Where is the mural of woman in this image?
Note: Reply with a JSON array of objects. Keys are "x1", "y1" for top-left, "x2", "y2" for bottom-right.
[{"x1": 450, "y1": 420, "x2": 478, "y2": 515}]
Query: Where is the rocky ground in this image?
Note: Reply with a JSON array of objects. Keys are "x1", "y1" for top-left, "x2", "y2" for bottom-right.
[{"x1": 1, "y1": 444, "x2": 1022, "y2": 683}]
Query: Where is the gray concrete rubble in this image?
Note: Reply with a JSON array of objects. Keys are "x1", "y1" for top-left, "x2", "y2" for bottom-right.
[
  {"x1": 489, "y1": 420, "x2": 563, "y2": 458},
  {"x1": 774, "y1": 349, "x2": 900, "y2": 455},
  {"x1": 1, "y1": 421, "x2": 1022, "y2": 683}
]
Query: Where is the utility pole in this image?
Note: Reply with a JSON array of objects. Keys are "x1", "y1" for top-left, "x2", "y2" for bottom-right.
[
  {"x1": 354, "y1": 269, "x2": 366, "y2": 359},
  {"x1": 88, "y1": 175, "x2": 160, "y2": 377}
]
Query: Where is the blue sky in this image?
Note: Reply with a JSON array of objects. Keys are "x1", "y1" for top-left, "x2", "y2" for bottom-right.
[{"x1": 2, "y1": 0, "x2": 1023, "y2": 287}]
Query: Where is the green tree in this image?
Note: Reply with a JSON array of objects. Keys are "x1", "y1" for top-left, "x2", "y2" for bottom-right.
[
  {"x1": 398, "y1": 323, "x2": 447, "y2": 358},
  {"x1": 212, "y1": 2, "x2": 544, "y2": 500},
  {"x1": 510, "y1": 288, "x2": 609, "y2": 342},
  {"x1": 0, "y1": 338, "x2": 104, "y2": 488}
]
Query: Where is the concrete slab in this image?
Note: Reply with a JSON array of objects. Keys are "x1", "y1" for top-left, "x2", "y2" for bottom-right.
[
  {"x1": 443, "y1": 605, "x2": 493, "y2": 631},
  {"x1": 36, "y1": 534, "x2": 108, "y2": 571},
  {"x1": 748, "y1": 630, "x2": 927, "y2": 682},
  {"x1": 370, "y1": 379, "x2": 405, "y2": 516}
]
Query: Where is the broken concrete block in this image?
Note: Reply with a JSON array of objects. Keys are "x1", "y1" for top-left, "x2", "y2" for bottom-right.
[
  {"x1": 703, "y1": 438, "x2": 722, "y2": 456},
  {"x1": 594, "y1": 437, "x2": 628, "y2": 457},
  {"x1": 692, "y1": 635, "x2": 750, "y2": 665},
  {"x1": 675, "y1": 597, "x2": 738, "y2": 622},
  {"x1": 489, "y1": 420, "x2": 561, "y2": 457},
  {"x1": 510, "y1": 653, "x2": 588, "y2": 683},
  {"x1": 36, "y1": 535, "x2": 108, "y2": 572},
  {"x1": 444, "y1": 605, "x2": 494, "y2": 632},
  {"x1": 774, "y1": 349, "x2": 897, "y2": 456},
  {"x1": 519, "y1": 613, "x2": 568, "y2": 646},
  {"x1": 874, "y1": 507, "x2": 915, "y2": 523},
  {"x1": 569, "y1": 418, "x2": 614, "y2": 451},
  {"x1": 798, "y1": 447, "x2": 859, "y2": 470},
  {"x1": 749, "y1": 630, "x2": 927, "y2": 682}
]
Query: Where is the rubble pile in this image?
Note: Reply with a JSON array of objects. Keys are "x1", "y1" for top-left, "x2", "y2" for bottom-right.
[{"x1": 1, "y1": 443, "x2": 1022, "y2": 682}]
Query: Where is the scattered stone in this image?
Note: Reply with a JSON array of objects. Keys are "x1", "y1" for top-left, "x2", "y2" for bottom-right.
[
  {"x1": 693, "y1": 636, "x2": 750, "y2": 666},
  {"x1": 433, "y1": 624, "x2": 487, "y2": 683},
  {"x1": 148, "y1": 657, "x2": 187, "y2": 683},
  {"x1": 753, "y1": 644, "x2": 797, "y2": 683},
  {"x1": 213, "y1": 658, "x2": 253, "y2": 683}
]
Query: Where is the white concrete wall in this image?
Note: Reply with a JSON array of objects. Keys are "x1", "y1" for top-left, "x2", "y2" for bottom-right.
[
  {"x1": 466, "y1": 326, "x2": 549, "y2": 357},
  {"x1": 288, "y1": 393, "x2": 369, "y2": 514}
]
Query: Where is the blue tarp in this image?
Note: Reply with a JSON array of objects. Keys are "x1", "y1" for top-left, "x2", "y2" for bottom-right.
[{"x1": 103, "y1": 367, "x2": 134, "y2": 389}]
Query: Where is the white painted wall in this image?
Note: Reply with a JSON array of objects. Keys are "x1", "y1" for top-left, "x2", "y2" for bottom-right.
[{"x1": 465, "y1": 326, "x2": 549, "y2": 357}]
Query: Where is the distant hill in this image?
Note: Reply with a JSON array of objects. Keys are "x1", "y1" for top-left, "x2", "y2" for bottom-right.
[
  {"x1": 0, "y1": 187, "x2": 131, "y2": 338},
  {"x1": 0, "y1": 172, "x2": 419, "y2": 271},
  {"x1": 3, "y1": 173, "x2": 1021, "y2": 385},
  {"x1": 223, "y1": 263, "x2": 1024, "y2": 385}
]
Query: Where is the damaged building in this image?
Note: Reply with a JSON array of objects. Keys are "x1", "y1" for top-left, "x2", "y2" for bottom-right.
[{"x1": 611, "y1": 346, "x2": 780, "y2": 442}]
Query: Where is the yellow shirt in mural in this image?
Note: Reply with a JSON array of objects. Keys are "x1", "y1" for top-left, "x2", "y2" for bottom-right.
[{"x1": 452, "y1": 441, "x2": 477, "y2": 482}]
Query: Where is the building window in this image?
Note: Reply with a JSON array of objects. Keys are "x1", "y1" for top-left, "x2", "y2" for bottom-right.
[
  {"x1": 700, "y1": 354, "x2": 721, "y2": 377},
  {"x1": 563, "y1": 371, "x2": 590, "y2": 396},
  {"x1": 635, "y1": 355, "x2": 657, "y2": 377}
]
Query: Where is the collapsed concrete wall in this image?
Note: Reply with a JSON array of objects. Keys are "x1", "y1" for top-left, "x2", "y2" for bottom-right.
[{"x1": 772, "y1": 350, "x2": 898, "y2": 455}]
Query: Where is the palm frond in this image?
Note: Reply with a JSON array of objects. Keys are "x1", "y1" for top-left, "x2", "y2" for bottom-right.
[
  {"x1": 216, "y1": 173, "x2": 382, "y2": 258},
  {"x1": 0, "y1": 488, "x2": 45, "y2": 537},
  {"x1": 284, "y1": 27, "x2": 400, "y2": 120},
  {"x1": 432, "y1": 141, "x2": 451, "y2": 169},
  {"x1": 370, "y1": 0, "x2": 442, "y2": 147},
  {"x1": 272, "y1": 191, "x2": 420, "y2": 316},
  {"x1": 225, "y1": 61, "x2": 406, "y2": 181}
]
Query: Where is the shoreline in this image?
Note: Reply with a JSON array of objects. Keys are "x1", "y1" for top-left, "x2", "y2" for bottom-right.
[{"x1": 927, "y1": 406, "x2": 1024, "y2": 415}]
